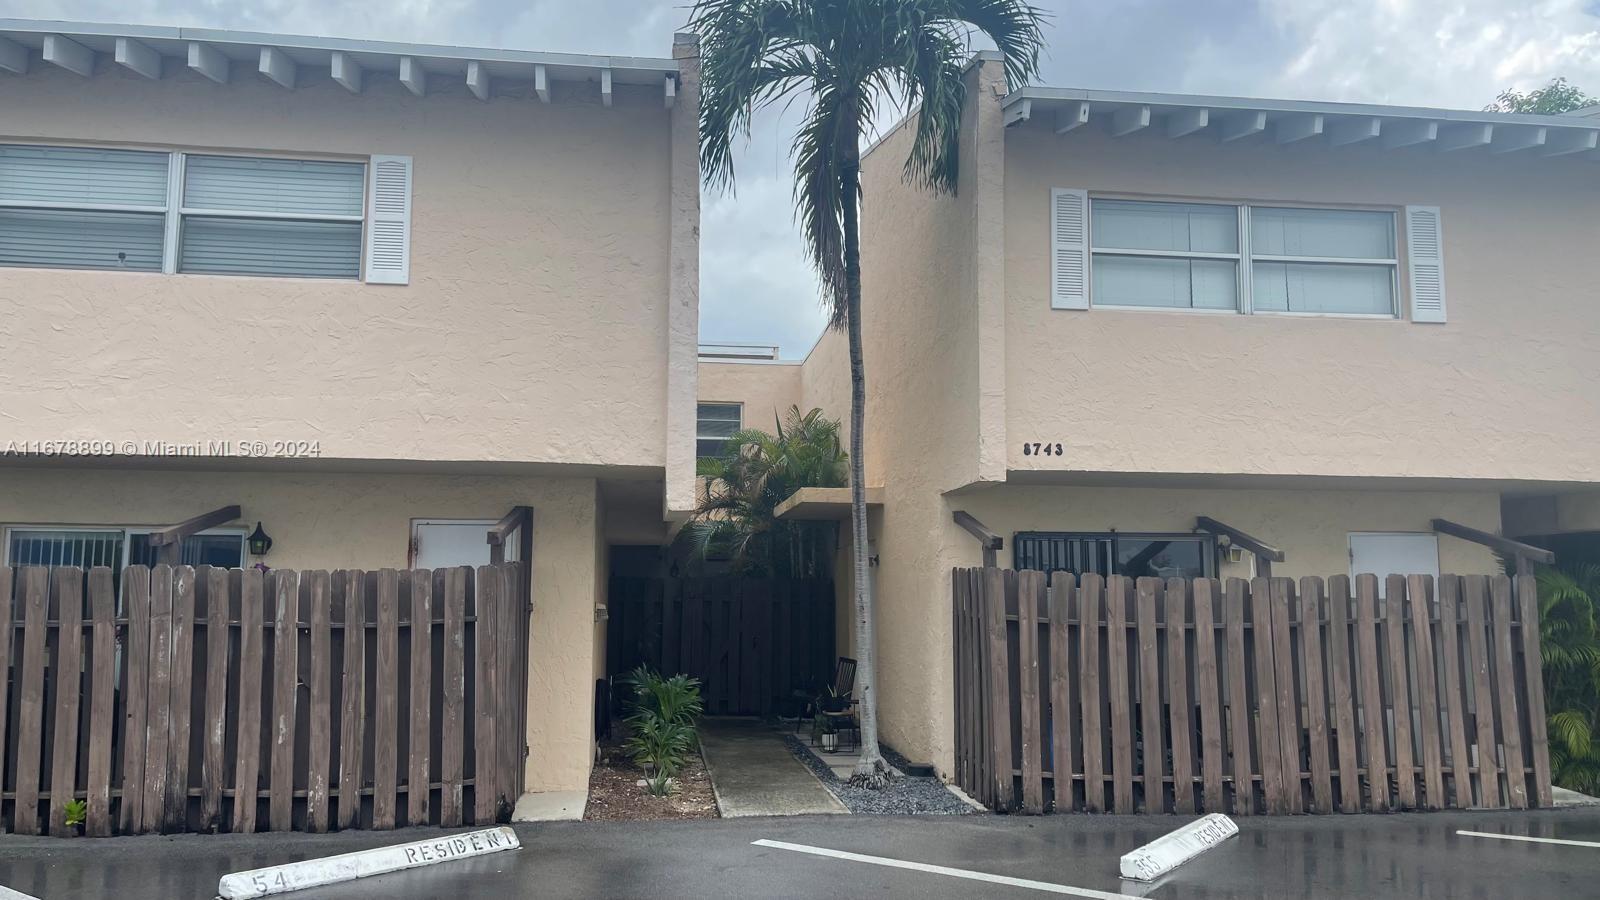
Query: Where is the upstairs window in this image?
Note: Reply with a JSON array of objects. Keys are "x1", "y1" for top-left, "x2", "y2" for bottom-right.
[
  {"x1": 1070, "y1": 195, "x2": 1402, "y2": 318},
  {"x1": 1090, "y1": 200, "x2": 1239, "y2": 311},
  {"x1": 0, "y1": 145, "x2": 170, "y2": 272},
  {"x1": 0, "y1": 144, "x2": 408, "y2": 283},
  {"x1": 696, "y1": 402, "x2": 743, "y2": 458},
  {"x1": 1250, "y1": 207, "x2": 1397, "y2": 315},
  {"x1": 180, "y1": 156, "x2": 365, "y2": 279}
]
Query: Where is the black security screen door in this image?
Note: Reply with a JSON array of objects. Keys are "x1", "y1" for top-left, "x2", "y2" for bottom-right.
[{"x1": 1013, "y1": 532, "x2": 1217, "y2": 579}]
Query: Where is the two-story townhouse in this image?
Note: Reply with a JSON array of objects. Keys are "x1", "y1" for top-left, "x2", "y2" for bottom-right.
[
  {"x1": 0, "y1": 19, "x2": 702, "y2": 814},
  {"x1": 697, "y1": 54, "x2": 1600, "y2": 779}
]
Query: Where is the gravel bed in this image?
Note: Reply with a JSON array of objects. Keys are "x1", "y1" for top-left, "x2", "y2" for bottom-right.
[{"x1": 781, "y1": 733, "x2": 978, "y2": 815}]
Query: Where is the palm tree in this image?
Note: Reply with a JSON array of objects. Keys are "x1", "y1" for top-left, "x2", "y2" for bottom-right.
[
  {"x1": 688, "y1": 405, "x2": 848, "y2": 578},
  {"x1": 692, "y1": 0, "x2": 1045, "y2": 785}
]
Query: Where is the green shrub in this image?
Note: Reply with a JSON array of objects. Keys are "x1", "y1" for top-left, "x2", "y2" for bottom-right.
[
  {"x1": 624, "y1": 714, "x2": 697, "y2": 775},
  {"x1": 619, "y1": 666, "x2": 703, "y2": 781},
  {"x1": 63, "y1": 799, "x2": 87, "y2": 828},
  {"x1": 622, "y1": 665, "x2": 704, "y2": 728}
]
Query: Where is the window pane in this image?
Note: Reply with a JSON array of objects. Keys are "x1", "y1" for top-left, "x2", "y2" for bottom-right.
[
  {"x1": 697, "y1": 403, "x2": 741, "y2": 422},
  {"x1": 7, "y1": 530, "x2": 125, "y2": 568},
  {"x1": 696, "y1": 437, "x2": 729, "y2": 458},
  {"x1": 1250, "y1": 207, "x2": 1394, "y2": 259},
  {"x1": 127, "y1": 533, "x2": 245, "y2": 568},
  {"x1": 0, "y1": 145, "x2": 169, "y2": 207},
  {"x1": 0, "y1": 208, "x2": 164, "y2": 271},
  {"x1": 1252, "y1": 262, "x2": 1395, "y2": 315},
  {"x1": 179, "y1": 216, "x2": 362, "y2": 279},
  {"x1": 184, "y1": 156, "x2": 365, "y2": 217},
  {"x1": 1093, "y1": 254, "x2": 1237, "y2": 309},
  {"x1": 698, "y1": 418, "x2": 741, "y2": 439},
  {"x1": 1116, "y1": 538, "x2": 1210, "y2": 579},
  {"x1": 1092, "y1": 200, "x2": 1237, "y2": 253}
]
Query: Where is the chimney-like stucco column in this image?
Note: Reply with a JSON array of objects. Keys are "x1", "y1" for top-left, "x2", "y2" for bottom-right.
[{"x1": 664, "y1": 32, "x2": 703, "y2": 520}]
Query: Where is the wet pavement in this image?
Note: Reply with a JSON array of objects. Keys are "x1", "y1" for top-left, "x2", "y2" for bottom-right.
[{"x1": 3, "y1": 808, "x2": 1600, "y2": 898}]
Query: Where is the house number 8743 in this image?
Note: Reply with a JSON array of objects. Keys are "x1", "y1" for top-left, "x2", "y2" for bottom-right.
[{"x1": 1022, "y1": 442, "x2": 1063, "y2": 457}]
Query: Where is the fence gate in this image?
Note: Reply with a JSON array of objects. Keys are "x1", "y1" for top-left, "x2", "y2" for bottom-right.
[
  {"x1": 952, "y1": 568, "x2": 1553, "y2": 815},
  {"x1": 608, "y1": 577, "x2": 834, "y2": 715},
  {"x1": 0, "y1": 562, "x2": 530, "y2": 835}
]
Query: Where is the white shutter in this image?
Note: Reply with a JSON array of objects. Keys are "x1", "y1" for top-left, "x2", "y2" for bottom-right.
[
  {"x1": 1050, "y1": 188, "x2": 1089, "y2": 309},
  {"x1": 364, "y1": 154, "x2": 412, "y2": 285},
  {"x1": 1405, "y1": 205, "x2": 1445, "y2": 323}
]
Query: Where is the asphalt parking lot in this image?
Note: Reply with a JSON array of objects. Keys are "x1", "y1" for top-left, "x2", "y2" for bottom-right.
[{"x1": 3, "y1": 808, "x2": 1600, "y2": 899}]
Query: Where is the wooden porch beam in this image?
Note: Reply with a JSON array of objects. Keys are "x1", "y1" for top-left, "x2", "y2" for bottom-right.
[
  {"x1": 487, "y1": 505, "x2": 534, "y2": 565},
  {"x1": 1431, "y1": 518, "x2": 1555, "y2": 565},
  {"x1": 953, "y1": 510, "x2": 1003, "y2": 568},
  {"x1": 148, "y1": 504, "x2": 242, "y2": 565},
  {"x1": 1195, "y1": 515, "x2": 1285, "y2": 563}
]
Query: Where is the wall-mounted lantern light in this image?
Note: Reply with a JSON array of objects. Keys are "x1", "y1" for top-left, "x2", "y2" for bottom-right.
[{"x1": 247, "y1": 522, "x2": 274, "y2": 556}]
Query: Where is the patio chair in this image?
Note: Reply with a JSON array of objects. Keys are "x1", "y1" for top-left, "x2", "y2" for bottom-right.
[{"x1": 794, "y1": 657, "x2": 857, "y2": 735}]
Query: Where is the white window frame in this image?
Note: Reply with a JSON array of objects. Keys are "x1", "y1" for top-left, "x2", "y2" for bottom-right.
[
  {"x1": 696, "y1": 402, "x2": 744, "y2": 459},
  {"x1": 1087, "y1": 196, "x2": 1401, "y2": 319},
  {"x1": 1, "y1": 142, "x2": 369, "y2": 280},
  {"x1": 1, "y1": 523, "x2": 248, "y2": 567}
]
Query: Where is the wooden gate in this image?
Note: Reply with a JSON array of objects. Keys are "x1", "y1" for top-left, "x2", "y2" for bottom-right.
[
  {"x1": 0, "y1": 562, "x2": 529, "y2": 835},
  {"x1": 952, "y1": 568, "x2": 1552, "y2": 815},
  {"x1": 608, "y1": 577, "x2": 834, "y2": 715}
]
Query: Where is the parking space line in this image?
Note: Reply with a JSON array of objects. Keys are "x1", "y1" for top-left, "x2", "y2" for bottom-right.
[
  {"x1": 0, "y1": 885, "x2": 41, "y2": 900},
  {"x1": 1457, "y1": 830, "x2": 1600, "y2": 849},
  {"x1": 750, "y1": 839, "x2": 1144, "y2": 899}
]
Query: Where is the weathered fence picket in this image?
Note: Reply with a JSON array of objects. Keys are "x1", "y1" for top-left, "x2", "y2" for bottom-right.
[
  {"x1": 0, "y1": 561, "x2": 529, "y2": 836},
  {"x1": 952, "y1": 569, "x2": 1553, "y2": 816}
]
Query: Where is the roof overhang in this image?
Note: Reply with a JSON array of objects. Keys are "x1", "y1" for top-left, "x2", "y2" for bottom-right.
[
  {"x1": 773, "y1": 486, "x2": 885, "y2": 521},
  {"x1": 0, "y1": 19, "x2": 680, "y2": 107},
  {"x1": 1003, "y1": 87, "x2": 1600, "y2": 160}
]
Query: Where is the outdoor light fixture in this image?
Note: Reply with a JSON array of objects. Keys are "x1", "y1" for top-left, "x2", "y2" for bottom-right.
[{"x1": 247, "y1": 522, "x2": 274, "y2": 556}]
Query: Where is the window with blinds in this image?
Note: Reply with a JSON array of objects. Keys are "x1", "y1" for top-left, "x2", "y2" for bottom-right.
[
  {"x1": 696, "y1": 402, "x2": 743, "y2": 458},
  {"x1": 179, "y1": 155, "x2": 365, "y2": 278},
  {"x1": 0, "y1": 144, "x2": 371, "y2": 281},
  {"x1": 0, "y1": 145, "x2": 170, "y2": 271}
]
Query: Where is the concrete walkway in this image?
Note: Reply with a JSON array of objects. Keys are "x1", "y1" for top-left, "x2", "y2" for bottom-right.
[{"x1": 698, "y1": 718, "x2": 848, "y2": 817}]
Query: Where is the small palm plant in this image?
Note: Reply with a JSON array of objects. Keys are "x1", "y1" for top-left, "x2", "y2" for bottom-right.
[
  {"x1": 63, "y1": 798, "x2": 87, "y2": 831},
  {"x1": 620, "y1": 666, "x2": 705, "y2": 786}
]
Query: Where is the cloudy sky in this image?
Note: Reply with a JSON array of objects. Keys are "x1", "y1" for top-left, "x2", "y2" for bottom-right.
[{"x1": 14, "y1": 0, "x2": 1599, "y2": 356}]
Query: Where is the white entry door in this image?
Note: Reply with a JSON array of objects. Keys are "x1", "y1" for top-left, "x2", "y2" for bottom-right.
[{"x1": 411, "y1": 519, "x2": 498, "y2": 569}]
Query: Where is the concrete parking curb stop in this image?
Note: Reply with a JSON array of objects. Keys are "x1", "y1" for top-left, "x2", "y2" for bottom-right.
[
  {"x1": 1119, "y1": 814, "x2": 1238, "y2": 882},
  {"x1": 217, "y1": 826, "x2": 520, "y2": 898}
]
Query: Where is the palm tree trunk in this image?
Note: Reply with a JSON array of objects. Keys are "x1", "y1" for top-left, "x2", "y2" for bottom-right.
[{"x1": 840, "y1": 138, "x2": 887, "y2": 785}]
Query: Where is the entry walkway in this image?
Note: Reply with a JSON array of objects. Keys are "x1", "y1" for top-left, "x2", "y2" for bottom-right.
[{"x1": 698, "y1": 718, "x2": 848, "y2": 817}]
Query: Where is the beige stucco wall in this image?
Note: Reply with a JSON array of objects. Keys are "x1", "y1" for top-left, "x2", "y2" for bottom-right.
[
  {"x1": 843, "y1": 60, "x2": 1001, "y2": 768},
  {"x1": 0, "y1": 464, "x2": 602, "y2": 794},
  {"x1": 1002, "y1": 116, "x2": 1600, "y2": 483},
  {"x1": 0, "y1": 60, "x2": 688, "y2": 477},
  {"x1": 697, "y1": 360, "x2": 802, "y2": 433}
]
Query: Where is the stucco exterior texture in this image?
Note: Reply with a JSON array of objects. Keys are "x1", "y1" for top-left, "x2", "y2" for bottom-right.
[
  {"x1": 0, "y1": 44, "x2": 704, "y2": 801},
  {"x1": 699, "y1": 57, "x2": 1599, "y2": 779}
]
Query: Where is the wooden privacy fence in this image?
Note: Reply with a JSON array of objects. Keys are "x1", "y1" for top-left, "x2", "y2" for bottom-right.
[
  {"x1": 0, "y1": 562, "x2": 529, "y2": 836},
  {"x1": 608, "y1": 577, "x2": 835, "y2": 716},
  {"x1": 952, "y1": 568, "x2": 1552, "y2": 816}
]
